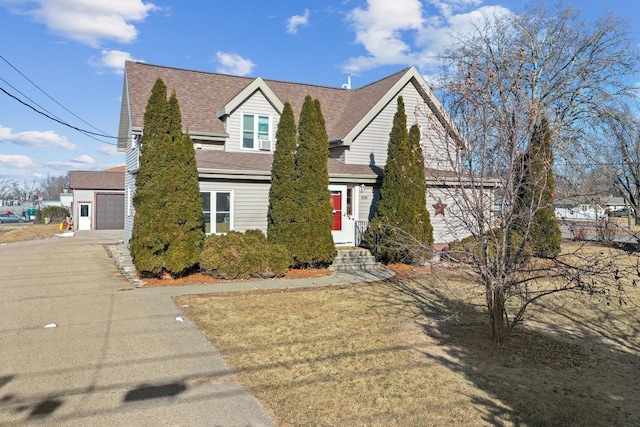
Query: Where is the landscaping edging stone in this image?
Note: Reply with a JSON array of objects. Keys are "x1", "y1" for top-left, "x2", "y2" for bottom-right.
[{"x1": 105, "y1": 241, "x2": 147, "y2": 287}]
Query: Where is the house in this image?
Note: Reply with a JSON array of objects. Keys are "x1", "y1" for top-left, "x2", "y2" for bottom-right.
[
  {"x1": 604, "y1": 196, "x2": 626, "y2": 212},
  {"x1": 118, "y1": 61, "x2": 496, "y2": 248},
  {"x1": 68, "y1": 166, "x2": 125, "y2": 230}
]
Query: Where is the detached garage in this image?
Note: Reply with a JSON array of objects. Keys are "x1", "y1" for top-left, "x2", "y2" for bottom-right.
[{"x1": 69, "y1": 166, "x2": 125, "y2": 230}]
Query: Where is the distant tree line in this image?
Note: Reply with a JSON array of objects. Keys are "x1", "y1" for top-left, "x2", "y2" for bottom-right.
[{"x1": 0, "y1": 173, "x2": 69, "y2": 206}]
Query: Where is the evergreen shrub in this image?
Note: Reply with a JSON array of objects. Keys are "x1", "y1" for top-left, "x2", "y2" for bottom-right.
[
  {"x1": 514, "y1": 117, "x2": 561, "y2": 257},
  {"x1": 200, "y1": 230, "x2": 290, "y2": 279},
  {"x1": 367, "y1": 97, "x2": 433, "y2": 264},
  {"x1": 37, "y1": 206, "x2": 70, "y2": 222},
  {"x1": 290, "y1": 96, "x2": 336, "y2": 267},
  {"x1": 129, "y1": 80, "x2": 204, "y2": 277}
]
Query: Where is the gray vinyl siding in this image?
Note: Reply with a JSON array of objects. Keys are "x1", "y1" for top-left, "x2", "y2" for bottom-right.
[
  {"x1": 199, "y1": 180, "x2": 271, "y2": 233},
  {"x1": 124, "y1": 173, "x2": 135, "y2": 243},
  {"x1": 348, "y1": 82, "x2": 455, "y2": 172},
  {"x1": 426, "y1": 186, "x2": 495, "y2": 244},
  {"x1": 225, "y1": 90, "x2": 280, "y2": 153},
  {"x1": 354, "y1": 184, "x2": 472, "y2": 245},
  {"x1": 426, "y1": 187, "x2": 458, "y2": 244},
  {"x1": 124, "y1": 130, "x2": 138, "y2": 244},
  {"x1": 357, "y1": 185, "x2": 379, "y2": 222},
  {"x1": 193, "y1": 140, "x2": 224, "y2": 151}
]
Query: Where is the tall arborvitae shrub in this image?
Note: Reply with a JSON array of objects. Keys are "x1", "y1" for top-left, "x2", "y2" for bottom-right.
[
  {"x1": 130, "y1": 81, "x2": 204, "y2": 277},
  {"x1": 291, "y1": 96, "x2": 336, "y2": 267},
  {"x1": 267, "y1": 102, "x2": 298, "y2": 254},
  {"x1": 407, "y1": 124, "x2": 434, "y2": 251},
  {"x1": 515, "y1": 117, "x2": 561, "y2": 257},
  {"x1": 162, "y1": 91, "x2": 204, "y2": 272},
  {"x1": 369, "y1": 97, "x2": 433, "y2": 263}
]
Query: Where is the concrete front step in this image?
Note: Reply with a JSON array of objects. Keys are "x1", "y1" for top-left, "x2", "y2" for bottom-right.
[{"x1": 330, "y1": 248, "x2": 383, "y2": 271}]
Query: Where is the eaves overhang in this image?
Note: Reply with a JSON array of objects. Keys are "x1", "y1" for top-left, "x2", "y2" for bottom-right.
[{"x1": 198, "y1": 168, "x2": 271, "y2": 181}]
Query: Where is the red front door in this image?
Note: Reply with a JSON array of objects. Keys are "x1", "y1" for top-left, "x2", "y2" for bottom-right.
[{"x1": 330, "y1": 191, "x2": 342, "y2": 230}]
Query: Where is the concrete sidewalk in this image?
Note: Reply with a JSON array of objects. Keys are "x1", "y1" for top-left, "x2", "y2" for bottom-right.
[
  {"x1": 0, "y1": 230, "x2": 273, "y2": 426},
  {"x1": 1, "y1": 230, "x2": 394, "y2": 426}
]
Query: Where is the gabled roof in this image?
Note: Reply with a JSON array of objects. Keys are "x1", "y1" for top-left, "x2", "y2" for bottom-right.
[
  {"x1": 217, "y1": 77, "x2": 284, "y2": 118},
  {"x1": 119, "y1": 61, "x2": 444, "y2": 150},
  {"x1": 69, "y1": 169, "x2": 125, "y2": 190}
]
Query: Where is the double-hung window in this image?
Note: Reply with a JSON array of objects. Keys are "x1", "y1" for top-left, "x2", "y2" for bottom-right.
[
  {"x1": 242, "y1": 114, "x2": 271, "y2": 150},
  {"x1": 201, "y1": 191, "x2": 233, "y2": 234}
]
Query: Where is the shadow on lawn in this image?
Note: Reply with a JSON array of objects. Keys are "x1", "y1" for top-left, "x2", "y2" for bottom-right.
[{"x1": 371, "y1": 275, "x2": 640, "y2": 427}]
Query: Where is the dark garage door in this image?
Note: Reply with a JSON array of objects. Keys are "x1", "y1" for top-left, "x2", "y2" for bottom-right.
[{"x1": 96, "y1": 193, "x2": 124, "y2": 230}]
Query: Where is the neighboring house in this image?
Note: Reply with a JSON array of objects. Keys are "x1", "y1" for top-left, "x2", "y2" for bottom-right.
[
  {"x1": 0, "y1": 199, "x2": 21, "y2": 207},
  {"x1": 118, "y1": 61, "x2": 496, "y2": 248},
  {"x1": 68, "y1": 166, "x2": 125, "y2": 230},
  {"x1": 604, "y1": 196, "x2": 626, "y2": 212},
  {"x1": 60, "y1": 190, "x2": 73, "y2": 209}
]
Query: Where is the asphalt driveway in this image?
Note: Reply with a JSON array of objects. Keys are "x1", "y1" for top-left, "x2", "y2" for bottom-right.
[{"x1": 0, "y1": 230, "x2": 272, "y2": 426}]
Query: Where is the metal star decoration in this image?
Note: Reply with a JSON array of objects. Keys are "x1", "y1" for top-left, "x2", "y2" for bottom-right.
[{"x1": 432, "y1": 198, "x2": 447, "y2": 216}]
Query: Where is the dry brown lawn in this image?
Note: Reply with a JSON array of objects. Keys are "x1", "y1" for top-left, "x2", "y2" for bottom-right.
[
  {"x1": 0, "y1": 223, "x2": 62, "y2": 243},
  {"x1": 177, "y1": 242, "x2": 640, "y2": 427}
]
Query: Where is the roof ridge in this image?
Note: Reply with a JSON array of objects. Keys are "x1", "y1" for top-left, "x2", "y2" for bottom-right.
[
  {"x1": 126, "y1": 60, "x2": 255, "y2": 82},
  {"x1": 126, "y1": 60, "x2": 412, "y2": 92},
  {"x1": 356, "y1": 67, "x2": 413, "y2": 90}
]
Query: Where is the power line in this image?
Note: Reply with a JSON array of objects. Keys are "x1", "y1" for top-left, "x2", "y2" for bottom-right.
[
  {"x1": 0, "y1": 54, "x2": 113, "y2": 138},
  {"x1": 0, "y1": 76, "x2": 69, "y2": 129},
  {"x1": 0, "y1": 85, "x2": 118, "y2": 145}
]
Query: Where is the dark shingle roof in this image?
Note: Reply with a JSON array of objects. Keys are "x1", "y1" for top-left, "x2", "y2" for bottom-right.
[
  {"x1": 195, "y1": 150, "x2": 453, "y2": 182},
  {"x1": 195, "y1": 150, "x2": 382, "y2": 177},
  {"x1": 69, "y1": 170, "x2": 124, "y2": 190},
  {"x1": 125, "y1": 61, "x2": 408, "y2": 142},
  {"x1": 103, "y1": 165, "x2": 126, "y2": 173}
]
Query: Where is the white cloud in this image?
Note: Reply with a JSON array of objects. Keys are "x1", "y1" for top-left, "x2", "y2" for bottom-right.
[
  {"x1": 44, "y1": 154, "x2": 95, "y2": 169},
  {"x1": 344, "y1": 0, "x2": 511, "y2": 73},
  {"x1": 287, "y1": 9, "x2": 310, "y2": 34},
  {"x1": 215, "y1": 52, "x2": 255, "y2": 76},
  {"x1": 0, "y1": 154, "x2": 37, "y2": 169},
  {"x1": 72, "y1": 154, "x2": 95, "y2": 165},
  {"x1": 345, "y1": 0, "x2": 423, "y2": 72},
  {"x1": 89, "y1": 49, "x2": 144, "y2": 74},
  {"x1": 6, "y1": 0, "x2": 157, "y2": 47},
  {"x1": 98, "y1": 144, "x2": 123, "y2": 155},
  {"x1": 0, "y1": 125, "x2": 78, "y2": 150}
]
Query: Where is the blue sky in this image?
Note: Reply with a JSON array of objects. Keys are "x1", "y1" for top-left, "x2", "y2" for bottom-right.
[{"x1": 1, "y1": 0, "x2": 639, "y2": 182}]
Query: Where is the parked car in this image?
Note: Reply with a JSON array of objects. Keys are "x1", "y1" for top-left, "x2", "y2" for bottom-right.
[
  {"x1": 610, "y1": 208, "x2": 633, "y2": 217},
  {"x1": 0, "y1": 213, "x2": 25, "y2": 223},
  {"x1": 609, "y1": 208, "x2": 629, "y2": 217}
]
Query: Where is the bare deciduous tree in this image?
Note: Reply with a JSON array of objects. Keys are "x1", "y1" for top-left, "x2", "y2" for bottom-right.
[
  {"x1": 595, "y1": 105, "x2": 640, "y2": 224},
  {"x1": 12, "y1": 179, "x2": 39, "y2": 205},
  {"x1": 39, "y1": 173, "x2": 69, "y2": 201},
  {"x1": 0, "y1": 176, "x2": 14, "y2": 201},
  {"x1": 413, "y1": 4, "x2": 639, "y2": 343}
]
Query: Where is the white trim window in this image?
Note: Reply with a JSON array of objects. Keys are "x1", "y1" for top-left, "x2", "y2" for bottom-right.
[
  {"x1": 201, "y1": 191, "x2": 233, "y2": 234},
  {"x1": 242, "y1": 113, "x2": 271, "y2": 151}
]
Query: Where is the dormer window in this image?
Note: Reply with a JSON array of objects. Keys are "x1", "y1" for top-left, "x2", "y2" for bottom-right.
[{"x1": 242, "y1": 113, "x2": 271, "y2": 151}]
